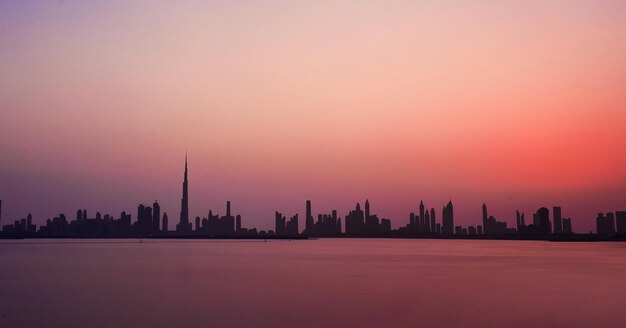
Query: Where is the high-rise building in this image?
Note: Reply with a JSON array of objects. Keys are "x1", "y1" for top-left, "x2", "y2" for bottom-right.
[
  {"x1": 430, "y1": 208, "x2": 436, "y2": 234},
  {"x1": 553, "y1": 206, "x2": 562, "y2": 234},
  {"x1": 363, "y1": 200, "x2": 382, "y2": 234},
  {"x1": 224, "y1": 201, "x2": 235, "y2": 234},
  {"x1": 177, "y1": 155, "x2": 192, "y2": 233},
  {"x1": 419, "y1": 201, "x2": 425, "y2": 231},
  {"x1": 162, "y1": 213, "x2": 169, "y2": 232},
  {"x1": 482, "y1": 203, "x2": 488, "y2": 234},
  {"x1": 120, "y1": 211, "x2": 131, "y2": 234},
  {"x1": 345, "y1": 203, "x2": 365, "y2": 235},
  {"x1": 305, "y1": 200, "x2": 314, "y2": 234},
  {"x1": 26, "y1": 213, "x2": 35, "y2": 233},
  {"x1": 597, "y1": 212, "x2": 616, "y2": 235},
  {"x1": 533, "y1": 207, "x2": 551, "y2": 234},
  {"x1": 275, "y1": 211, "x2": 286, "y2": 235},
  {"x1": 153, "y1": 201, "x2": 161, "y2": 232},
  {"x1": 562, "y1": 218, "x2": 572, "y2": 234},
  {"x1": 442, "y1": 201, "x2": 454, "y2": 235},
  {"x1": 381, "y1": 218, "x2": 391, "y2": 232},
  {"x1": 616, "y1": 211, "x2": 626, "y2": 234},
  {"x1": 286, "y1": 214, "x2": 298, "y2": 235},
  {"x1": 138, "y1": 205, "x2": 153, "y2": 234}
]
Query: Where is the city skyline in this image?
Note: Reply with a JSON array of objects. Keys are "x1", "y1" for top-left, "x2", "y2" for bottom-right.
[
  {"x1": 3, "y1": 155, "x2": 624, "y2": 238},
  {"x1": 1, "y1": 1, "x2": 625, "y2": 233},
  {"x1": 2, "y1": 164, "x2": 622, "y2": 233}
]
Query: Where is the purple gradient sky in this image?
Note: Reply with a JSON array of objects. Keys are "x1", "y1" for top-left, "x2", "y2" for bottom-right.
[{"x1": 1, "y1": 1, "x2": 625, "y2": 232}]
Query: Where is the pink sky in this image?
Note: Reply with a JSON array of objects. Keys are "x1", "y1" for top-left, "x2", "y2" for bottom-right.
[{"x1": 1, "y1": 1, "x2": 625, "y2": 232}]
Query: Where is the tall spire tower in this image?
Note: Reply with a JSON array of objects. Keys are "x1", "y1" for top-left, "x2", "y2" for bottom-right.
[{"x1": 177, "y1": 154, "x2": 191, "y2": 232}]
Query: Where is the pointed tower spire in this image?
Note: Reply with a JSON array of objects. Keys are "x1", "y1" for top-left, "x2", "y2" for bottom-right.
[{"x1": 177, "y1": 153, "x2": 190, "y2": 232}]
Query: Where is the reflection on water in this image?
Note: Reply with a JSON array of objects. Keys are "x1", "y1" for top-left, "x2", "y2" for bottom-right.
[{"x1": 1, "y1": 239, "x2": 626, "y2": 328}]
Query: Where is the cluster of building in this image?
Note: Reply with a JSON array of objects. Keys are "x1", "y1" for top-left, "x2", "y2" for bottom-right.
[
  {"x1": 515, "y1": 206, "x2": 573, "y2": 235},
  {"x1": 344, "y1": 200, "x2": 392, "y2": 235},
  {"x1": 194, "y1": 202, "x2": 243, "y2": 236},
  {"x1": 1, "y1": 157, "x2": 625, "y2": 240},
  {"x1": 0, "y1": 200, "x2": 257, "y2": 238},
  {"x1": 0, "y1": 159, "x2": 258, "y2": 238},
  {"x1": 274, "y1": 212, "x2": 299, "y2": 236},
  {"x1": 397, "y1": 201, "x2": 454, "y2": 235},
  {"x1": 303, "y1": 200, "x2": 341, "y2": 236},
  {"x1": 1, "y1": 209, "x2": 37, "y2": 236},
  {"x1": 596, "y1": 212, "x2": 626, "y2": 235},
  {"x1": 391, "y1": 202, "x2": 577, "y2": 238}
]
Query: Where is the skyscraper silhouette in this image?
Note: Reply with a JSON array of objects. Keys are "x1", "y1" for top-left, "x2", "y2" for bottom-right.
[
  {"x1": 533, "y1": 207, "x2": 551, "y2": 234},
  {"x1": 597, "y1": 212, "x2": 616, "y2": 235},
  {"x1": 137, "y1": 204, "x2": 153, "y2": 234},
  {"x1": 286, "y1": 214, "x2": 298, "y2": 235},
  {"x1": 177, "y1": 155, "x2": 192, "y2": 232},
  {"x1": 162, "y1": 212, "x2": 169, "y2": 232},
  {"x1": 482, "y1": 203, "x2": 488, "y2": 233},
  {"x1": 153, "y1": 201, "x2": 161, "y2": 232},
  {"x1": 345, "y1": 202, "x2": 365, "y2": 234},
  {"x1": 419, "y1": 201, "x2": 425, "y2": 231},
  {"x1": 562, "y1": 217, "x2": 572, "y2": 234},
  {"x1": 553, "y1": 206, "x2": 562, "y2": 234},
  {"x1": 430, "y1": 208, "x2": 436, "y2": 234},
  {"x1": 305, "y1": 200, "x2": 314, "y2": 234},
  {"x1": 275, "y1": 211, "x2": 286, "y2": 235},
  {"x1": 442, "y1": 201, "x2": 454, "y2": 235}
]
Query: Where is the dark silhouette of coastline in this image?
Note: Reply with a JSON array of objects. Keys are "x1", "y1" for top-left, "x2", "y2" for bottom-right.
[{"x1": 1, "y1": 156, "x2": 625, "y2": 242}]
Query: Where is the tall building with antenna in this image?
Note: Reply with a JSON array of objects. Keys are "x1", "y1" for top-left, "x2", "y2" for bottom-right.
[{"x1": 176, "y1": 155, "x2": 192, "y2": 232}]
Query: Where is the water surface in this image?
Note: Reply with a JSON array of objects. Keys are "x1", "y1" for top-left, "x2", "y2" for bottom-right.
[{"x1": 1, "y1": 239, "x2": 625, "y2": 327}]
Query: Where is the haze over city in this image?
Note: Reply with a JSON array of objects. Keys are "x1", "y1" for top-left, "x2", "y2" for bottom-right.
[{"x1": 1, "y1": 1, "x2": 625, "y2": 232}]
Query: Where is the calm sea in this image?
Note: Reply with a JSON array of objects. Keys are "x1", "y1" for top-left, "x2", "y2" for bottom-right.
[{"x1": 1, "y1": 239, "x2": 626, "y2": 327}]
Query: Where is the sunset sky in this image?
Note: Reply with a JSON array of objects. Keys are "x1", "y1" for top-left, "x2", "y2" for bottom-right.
[{"x1": 1, "y1": 0, "x2": 625, "y2": 232}]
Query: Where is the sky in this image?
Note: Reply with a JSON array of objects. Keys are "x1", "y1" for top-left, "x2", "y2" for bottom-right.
[{"x1": 1, "y1": 0, "x2": 625, "y2": 232}]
